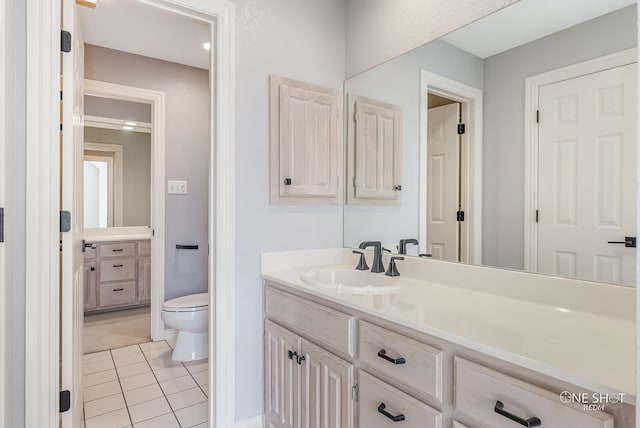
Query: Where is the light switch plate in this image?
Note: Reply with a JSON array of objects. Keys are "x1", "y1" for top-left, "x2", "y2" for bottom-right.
[{"x1": 168, "y1": 180, "x2": 188, "y2": 195}]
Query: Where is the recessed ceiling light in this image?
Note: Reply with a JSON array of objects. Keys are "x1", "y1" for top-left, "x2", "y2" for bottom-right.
[
  {"x1": 122, "y1": 126, "x2": 134, "y2": 131},
  {"x1": 203, "y1": 42, "x2": 211, "y2": 51},
  {"x1": 125, "y1": 121, "x2": 137, "y2": 126}
]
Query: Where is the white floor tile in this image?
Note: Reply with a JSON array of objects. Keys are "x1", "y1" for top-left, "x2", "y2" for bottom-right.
[
  {"x1": 200, "y1": 384, "x2": 208, "y2": 398},
  {"x1": 153, "y1": 366, "x2": 188, "y2": 382},
  {"x1": 117, "y1": 361, "x2": 151, "y2": 379},
  {"x1": 132, "y1": 412, "x2": 180, "y2": 428},
  {"x1": 191, "y1": 370, "x2": 208, "y2": 386},
  {"x1": 174, "y1": 401, "x2": 208, "y2": 427},
  {"x1": 84, "y1": 358, "x2": 115, "y2": 375},
  {"x1": 113, "y1": 351, "x2": 146, "y2": 367},
  {"x1": 83, "y1": 350, "x2": 113, "y2": 364},
  {"x1": 111, "y1": 344, "x2": 142, "y2": 357},
  {"x1": 142, "y1": 347, "x2": 172, "y2": 360},
  {"x1": 159, "y1": 375, "x2": 198, "y2": 395},
  {"x1": 166, "y1": 387, "x2": 207, "y2": 411},
  {"x1": 147, "y1": 356, "x2": 182, "y2": 371},
  {"x1": 183, "y1": 359, "x2": 208, "y2": 374},
  {"x1": 84, "y1": 380, "x2": 121, "y2": 402},
  {"x1": 83, "y1": 369, "x2": 118, "y2": 387},
  {"x1": 123, "y1": 383, "x2": 164, "y2": 406},
  {"x1": 128, "y1": 396, "x2": 172, "y2": 424},
  {"x1": 85, "y1": 408, "x2": 131, "y2": 428},
  {"x1": 120, "y1": 371, "x2": 157, "y2": 391},
  {"x1": 139, "y1": 341, "x2": 169, "y2": 352},
  {"x1": 84, "y1": 393, "x2": 126, "y2": 419},
  {"x1": 191, "y1": 424, "x2": 208, "y2": 428}
]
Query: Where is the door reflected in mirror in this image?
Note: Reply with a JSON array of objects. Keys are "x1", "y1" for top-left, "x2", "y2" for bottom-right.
[{"x1": 343, "y1": 0, "x2": 638, "y2": 286}]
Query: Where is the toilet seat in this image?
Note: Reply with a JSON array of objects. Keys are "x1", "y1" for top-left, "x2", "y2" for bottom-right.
[{"x1": 162, "y1": 292, "x2": 209, "y2": 312}]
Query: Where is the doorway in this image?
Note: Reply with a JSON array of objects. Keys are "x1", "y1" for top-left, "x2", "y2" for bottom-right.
[
  {"x1": 24, "y1": 0, "x2": 236, "y2": 427},
  {"x1": 524, "y1": 49, "x2": 637, "y2": 286},
  {"x1": 419, "y1": 70, "x2": 483, "y2": 264}
]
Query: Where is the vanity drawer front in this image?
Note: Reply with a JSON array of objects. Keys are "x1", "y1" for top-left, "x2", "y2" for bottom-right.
[
  {"x1": 358, "y1": 370, "x2": 442, "y2": 428},
  {"x1": 454, "y1": 358, "x2": 614, "y2": 428},
  {"x1": 99, "y1": 242, "x2": 136, "y2": 258},
  {"x1": 100, "y1": 258, "x2": 136, "y2": 282},
  {"x1": 99, "y1": 282, "x2": 136, "y2": 307},
  {"x1": 265, "y1": 287, "x2": 355, "y2": 356},
  {"x1": 138, "y1": 241, "x2": 151, "y2": 257},
  {"x1": 84, "y1": 245, "x2": 97, "y2": 260},
  {"x1": 359, "y1": 320, "x2": 443, "y2": 402}
]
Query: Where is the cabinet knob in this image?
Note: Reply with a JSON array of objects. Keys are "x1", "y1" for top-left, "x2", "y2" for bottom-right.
[{"x1": 284, "y1": 178, "x2": 292, "y2": 186}]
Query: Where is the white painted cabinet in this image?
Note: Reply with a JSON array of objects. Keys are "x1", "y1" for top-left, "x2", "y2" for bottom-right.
[
  {"x1": 264, "y1": 320, "x2": 354, "y2": 428},
  {"x1": 270, "y1": 76, "x2": 342, "y2": 204},
  {"x1": 83, "y1": 239, "x2": 151, "y2": 313},
  {"x1": 347, "y1": 94, "x2": 402, "y2": 205}
]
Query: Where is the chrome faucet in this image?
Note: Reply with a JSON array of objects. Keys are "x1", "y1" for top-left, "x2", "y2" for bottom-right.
[
  {"x1": 358, "y1": 241, "x2": 385, "y2": 273},
  {"x1": 399, "y1": 238, "x2": 418, "y2": 255}
]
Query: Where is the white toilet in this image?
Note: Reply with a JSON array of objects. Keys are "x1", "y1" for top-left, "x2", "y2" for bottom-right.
[{"x1": 161, "y1": 293, "x2": 209, "y2": 361}]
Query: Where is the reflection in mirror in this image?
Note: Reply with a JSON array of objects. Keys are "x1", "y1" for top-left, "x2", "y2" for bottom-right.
[
  {"x1": 343, "y1": 0, "x2": 637, "y2": 286},
  {"x1": 84, "y1": 96, "x2": 151, "y2": 227}
]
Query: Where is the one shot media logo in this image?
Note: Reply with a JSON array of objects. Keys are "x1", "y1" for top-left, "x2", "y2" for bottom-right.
[{"x1": 559, "y1": 391, "x2": 626, "y2": 411}]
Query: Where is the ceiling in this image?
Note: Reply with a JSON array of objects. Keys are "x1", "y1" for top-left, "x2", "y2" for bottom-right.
[
  {"x1": 440, "y1": 0, "x2": 637, "y2": 59},
  {"x1": 77, "y1": 0, "x2": 211, "y2": 69}
]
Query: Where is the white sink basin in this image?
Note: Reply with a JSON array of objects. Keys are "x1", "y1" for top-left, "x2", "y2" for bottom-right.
[{"x1": 300, "y1": 268, "x2": 407, "y2": 294}]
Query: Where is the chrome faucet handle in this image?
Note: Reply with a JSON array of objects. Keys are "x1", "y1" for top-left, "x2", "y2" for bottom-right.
[
  {"x1": 352, "y1": 250, "x2": 369, "y2": 271},
  {"x1": 385, "y1": 256, "x2": 404, "y2": 277}
]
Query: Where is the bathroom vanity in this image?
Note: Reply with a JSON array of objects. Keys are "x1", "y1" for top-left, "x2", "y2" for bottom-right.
[
  {"x1": 262, "y1": 249, "x2": 635, "y2": 428},
  {"x1": 83, "y1": 228, "x2": 152, "y2": 313}
]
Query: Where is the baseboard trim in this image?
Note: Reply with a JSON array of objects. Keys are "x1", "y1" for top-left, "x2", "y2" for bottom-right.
[{"x1": 236, "y1": 415, "x2": 264, "y2": 428}]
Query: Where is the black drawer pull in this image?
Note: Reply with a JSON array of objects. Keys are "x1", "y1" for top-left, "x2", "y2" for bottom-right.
[
  {"x1": 377, "y1": 403, "x2": 405, "y2": 422},
  {"x1": 112, "y1": 288, "x2": 124, "y2": 292},
  {"x1": 112, "y1": 248, "x2": 124, "y2": 252},
  {"x1": 494, "y1": 401, "x2": 541, "y2": 427},
  {"x1": 176, "y1": 244, "x2": 199, "y2": 250},
  {"x1": 377, "y1": 349, "x2": 405, "y2": 365},
  {"x1": 112, "y1": 264, "x2": 124, "y2": 268}
]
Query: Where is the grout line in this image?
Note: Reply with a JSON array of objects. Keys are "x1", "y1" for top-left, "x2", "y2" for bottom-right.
[{"x1": 111, "y1": 347, "x2": 136, "y2": 428}]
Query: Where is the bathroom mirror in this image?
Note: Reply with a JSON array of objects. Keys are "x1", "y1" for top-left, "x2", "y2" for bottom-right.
[
  {"x1": 84, "y1": 95, "x2": 151, "y2": 228},
  {"x1": 343, "y1": 0, "x2": 638, "y2": 286}
]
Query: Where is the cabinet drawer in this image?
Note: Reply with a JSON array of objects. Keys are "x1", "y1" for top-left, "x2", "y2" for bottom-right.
[
  {"x1": 100, "y1": 258, "x2": 136, "y2": 282},
  {"x1": 358, "y1": 370, "x2": 442, "y2": 428},
  {"x1": 99, "y1": 242, "x2": 136, "y2": 258},
  {"x1": 265, "y1": 287, "x2": 355, "y2": 356},
  {"x1": 454, "y1": 358, "x2": 614, "y2": 428},
  {"x1": 138, "y1": 241, "x2": 151, "y2": 257},
  {"x1": 84, "y1": 245, "x2": 97, "y2": 260},
  {"x1": 359, "y1": 320, "x2": 443, "y2": 402},
  {"x1": 99, "y1": 282, "x2": 136, "y2": 307}
]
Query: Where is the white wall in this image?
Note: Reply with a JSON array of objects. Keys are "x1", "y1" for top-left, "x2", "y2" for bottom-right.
[
  {"x1": 233, "y1": 0, "x2": 346, "y2": 421},
  {"x1": 343, "y1": 40, "x2": 483, "y2": 251},
  {"x1": 85, "y1": 44, "x2": 210, "y2": 301},
  {"x1": 345, "y1": 0, "x2": 519, "y2": 77},
  {"x1": 482, "y1": 6, "x2": 637, "y2": 269}
]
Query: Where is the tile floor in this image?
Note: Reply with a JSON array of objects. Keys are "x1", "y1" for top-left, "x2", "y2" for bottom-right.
[
  {"x1": 82, "y1": 339, "x2": 209, "y2": 428},
  {"x1": 84, "y1": 307, "x2": 151, "y2": 354}
]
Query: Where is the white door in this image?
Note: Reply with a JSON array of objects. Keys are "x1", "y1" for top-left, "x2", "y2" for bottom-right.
[
  {"x1": 61, "y1": 1, "x2": 85, "y2": 426},
  {"x1": 427, "y1": 103, "x2": 460, "y2": 261},
  {"x1": 537, "y1": 63, "x2": 637, "y2": 286}
]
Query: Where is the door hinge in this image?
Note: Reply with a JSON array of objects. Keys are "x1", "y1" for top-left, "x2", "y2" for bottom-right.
[
  {"x1": 0, "y1": 207, "x2": 4, "y2": 243},
  {"x1": 353, "y1": 112, "x2": 357, "y2": 122},
  {"x1": 59, "y1": 390, "x2": 71, "y2": 413},
  {"x1": 61, "y1": 31, "x2": 72, "y2": 53},
  {"x1": 152, "y1": 229, "x2": 155, "y2": 236},
  {"x1": 456, "y1": 210, "x2": 465, "y2": 222},
  {"x1": 60, "y1": 90, "x2": 63, "y2": 101},
  {"x1": 535, "y1": 210, "x2": 539, "y2": 223},
  {"x1": 536, "y1": 110, "x2": 540, "y2": 123},
  {"x1": 351, "y1": 384, "x2": 359, "y2": 402},
  {"x1": 457, "y1": 123, "x2": 466, "y2": 135},
  {"x1": 60, "y1": 210, "x2": 71, "y2": 233}
]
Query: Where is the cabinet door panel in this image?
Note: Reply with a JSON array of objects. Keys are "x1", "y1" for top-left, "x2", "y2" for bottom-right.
[
  {"x1": 265, "y1": 320, "x2": 301, "y2": 428},
  {"x1": 137, "y1": 257, "x2": 151, "y2": 303},
  {"x1": 83, "y1": 261, "x2": 97, "y2": 311},
  {"x1": 300, "y1": 338, "x2": 354, "y2": 428}
]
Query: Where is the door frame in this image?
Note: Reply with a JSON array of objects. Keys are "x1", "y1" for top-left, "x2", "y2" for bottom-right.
[
  {"x1": 419, "y1": 70, "x2": 483, "y2": 263},
  {"x1": 24, "y1": 1, "x2": 236, "y2": 427},
  {"x1": 84, "y1": 79, "x2": 167, "y2": 341},
  {"x1": 523, "y1": 48, "x2": 637, "y2": 272},
  {"x1": 0, "y1": 0, "x2": 6, "y2": 423},
  {"x1": 84, "y1": 141, "x2": 125, "y2": 227}
]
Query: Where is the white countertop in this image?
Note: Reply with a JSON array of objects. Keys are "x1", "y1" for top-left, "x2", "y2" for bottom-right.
[
  {"x1": 262, "y1": 248, "x2": 636, "y2": 401},
  {"x1": 84, "y1": 226, "x2": 152, "y2": 242}
]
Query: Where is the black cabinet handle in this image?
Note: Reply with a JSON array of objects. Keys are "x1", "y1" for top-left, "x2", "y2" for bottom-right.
[
  {"x1": 288, "y1": 350, "x2": 296, "y2": 360},
  {"x1": 176, "y1": 244, "x2": 199, "y2": 250},
  {"x1": 113, "y1": 264, "x2": 124, "y2": 268},
  {"x1": 377, "y1": 403, "x2": 405, "y2": 422},
  {"x1": 112, "y1": 248, "x2": 124, "y2": 252},
  {"x1": 90, "y1": 267, "x2": 95, "y2": 272},
  {"x1": 377, "y1": 349, "x2": 405, "y2": 365},
  {"x1": 494, "y1": 401, "x2": 541, "y2": 427},
  {"x1": 112, "y1": 288, "x2": 124, "y2": 292}
]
